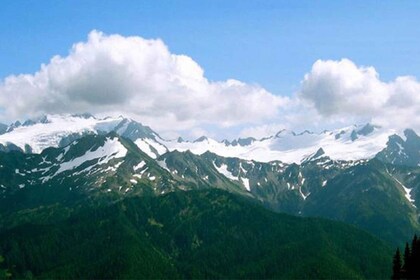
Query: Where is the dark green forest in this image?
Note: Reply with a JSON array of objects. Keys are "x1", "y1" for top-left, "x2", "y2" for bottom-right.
[{"x1": 0, "y1": 190, "x2": 392, "y2": 279}]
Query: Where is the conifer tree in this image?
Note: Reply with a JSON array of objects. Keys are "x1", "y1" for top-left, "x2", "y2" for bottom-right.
[
  {"x1": 413, "y1": 235, "x2": 420, "y2": 280},
  {"x1": 394, "y1": 234, "x2": 420, "y2": 280},
  {"x1": 392, "y1": 248, "x2": 402, "y2": 280},
  {"x1": 403, "y1": 242, "x2": 411, "y2": 278},
  {"x1": 0, "y1": 255, "x2": 11, "y2": 279},
  {"x1": 411, "y1": 234, "x2": 417, "y2": 258}
]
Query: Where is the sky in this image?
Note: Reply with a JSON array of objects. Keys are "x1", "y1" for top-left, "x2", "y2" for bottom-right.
[{"x1": 0, "y1": 1, "x2": 419, "y2": 139}]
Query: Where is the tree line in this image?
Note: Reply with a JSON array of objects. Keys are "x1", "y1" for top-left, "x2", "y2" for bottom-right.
[{"x1": 392, "y1": 234, "x2": 420, "y2": 279}]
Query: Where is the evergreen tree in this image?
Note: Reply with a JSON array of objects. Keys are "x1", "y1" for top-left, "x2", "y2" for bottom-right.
[
  {"x1": 413, "y1": 235, "x2": 420, "y2": 280},
  {"x1": 0, "y1": 255, "x2": 11, "y2": 279},
  {"x1": 392, "y1": 248, "x2": 402, "y2": 280},
  {"x1": 411, "y1": 234, "x2": 417, "y2": 258},
  {"x1": 395, "y1": 234, "x2": 420, "y2": 280},
  {"x1": 403, "y1": 242, "x2": 411, "y2": 278}
]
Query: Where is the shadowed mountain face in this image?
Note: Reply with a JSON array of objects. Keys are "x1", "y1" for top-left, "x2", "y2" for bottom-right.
[{"x1": 0, "y1": 190, "x2": 392, "y2": 279}]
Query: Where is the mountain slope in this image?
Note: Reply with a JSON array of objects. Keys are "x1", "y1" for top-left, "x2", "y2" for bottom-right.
[
  {"x1": 158, "y1": 149, "x2": 420, "y2": 245},
  {"x1": 302, "y1": 160, "x2": 420, "y2": 244},
  {"x1": 1, "y1": 132, "x2": 419, "y2": 245},
  {"x1": 0, "y1": 132, "x2": 172, "y2": 217},
  {"x1": 0, "y1": 190, "x2": 392, "y2": 279}
]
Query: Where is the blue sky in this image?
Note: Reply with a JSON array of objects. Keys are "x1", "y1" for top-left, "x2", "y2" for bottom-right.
[
  {"x1": 0, "y1": 1, "x2": 419, "y2": 138},
  {"x1": 1, "y1": 0, "x2": 420, "y2": 95}
]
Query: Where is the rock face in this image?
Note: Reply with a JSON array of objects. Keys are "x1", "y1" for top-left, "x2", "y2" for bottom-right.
[{"x1": 376, "y1": 129, "x2": 420, "y2": 167}]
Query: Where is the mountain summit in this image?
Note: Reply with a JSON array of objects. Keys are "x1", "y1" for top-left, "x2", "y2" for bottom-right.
[{"x1": 0, "y1": 114, "x2": 417, "y2": 165}]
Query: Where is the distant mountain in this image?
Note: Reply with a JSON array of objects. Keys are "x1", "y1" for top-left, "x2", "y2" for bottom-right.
[
  {"x1": 0, "y1": 114, "x2": 406, "y2": 164},
  {"x1": 163, "y1": 123, "x2": 397, "y2": 163},
  {"x1": 0, "y1": 190, "x2": 392, "y2": 279},
  {"x1": 0, "y1": 114, "x2": 166, "y2": 158},
  {"x1": 376, "y1": 129, "x2": 420, "y2": 167},
  {"x1": 0, "y1": 114, "x2": 419, "y2": 246},
  {"x1": 1, "y1": 130, "x2": 419, "y2": 245}
]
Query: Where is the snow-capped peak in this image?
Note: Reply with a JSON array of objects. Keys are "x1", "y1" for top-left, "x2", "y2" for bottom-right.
[
  {"x1": 0, "y1": 114, "x2": 165, "y2": 157},
  {"x1": 301, "y1": 148, "x2": 327, "y2": 163},
  {"x1": 160, "y1": 123, "x2": 397, "y2": 163},
  {"x1": 0, "y1": 114, "x2": 122, "y2": 153},
  {"x1": 0, "y1": 114, "x2": 414, "y2": 165}
]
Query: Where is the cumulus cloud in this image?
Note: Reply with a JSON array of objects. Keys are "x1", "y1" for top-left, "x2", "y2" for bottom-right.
[
  {"x1": 1, "y1": 33, "x2": 418, "y2": 138},
  {"x1": 0, "y1": 30, "x2": 287, "y2": 132},
  {"x1": 299, "y1": 58, "x2": 420, "y2": 131}
]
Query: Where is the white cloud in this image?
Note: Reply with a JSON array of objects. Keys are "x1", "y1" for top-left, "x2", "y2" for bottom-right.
[
  {"x1": 299, "y1": 59, "x2": 388, "y2": 116},
  {"x1": 0, "y1": 34, "x2": 418, "y2": 139},
  {"x1": 0, "y1": 30, "x2": 287, "y2": 133},
  {"x1": 299, "y1": 58, "x2": 420, "y2": 131}
]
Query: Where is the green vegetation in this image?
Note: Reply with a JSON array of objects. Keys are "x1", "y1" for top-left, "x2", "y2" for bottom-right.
[
  {"x1": 392, "y1": 234, "x2": 420, "y2": 279},
  {"x1": 0, "y1": 255, "x2": 11, "y2": 279},
  {"x1": 0, "y1": 190, "x2": 392, "y2": 279},
  {"x1": 302, "y1": 160, "x2": 420, "y2": 245}
]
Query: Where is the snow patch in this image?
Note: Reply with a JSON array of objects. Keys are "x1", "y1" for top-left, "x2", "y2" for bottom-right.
[
  {"x1": 56, "y1": 138, "x2": 127, "y2": 175},
  {"x1": 239, "y1": 163, "x2": 247, "y2": 174},
  {"x1": 134, "y1": 138, "x2": 167, "y2": 159},
  {"x1": 241, "y1": 177, "x2": 250, "y2": 191},
  {"x1": 134, "y1": 139, "x2": 156, "y2": 158},
  {"x1": 162, "y1": 125, "x2": 396, "y2": 163},
  {"x1": 0, "y1": 115, "x2": 126, "y2": 153},
  {"x1": 157, "y1": 159, "x2": 170, "y2": 172},
  {"x1": 387, "y1": 170, "x2": 416, "y2": 207},
  {"x1": 133, "y1": 161, "x2": 146, "y2": 171},
  {"x1": 213, "y1": 162, "x2": 239, "y2": 181},
  {"x1": 299, "y1": 187, "x2": 310, "y2": 200}
]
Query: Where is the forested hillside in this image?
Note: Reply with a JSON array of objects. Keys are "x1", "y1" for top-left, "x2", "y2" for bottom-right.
[{"x1": 0, "y1": 190, "x2": 392, "y2": 279}]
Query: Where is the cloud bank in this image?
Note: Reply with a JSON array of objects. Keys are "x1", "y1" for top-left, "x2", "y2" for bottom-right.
[
  {"x1": 299, "y1": 58, "x2": 420, "y2": 131},
  {"x1": 0, "y1": 31, "x2": 418, "y2": 138},
  {"x1": 0, "y1": 30, "x2": 287, "y2": 133}
]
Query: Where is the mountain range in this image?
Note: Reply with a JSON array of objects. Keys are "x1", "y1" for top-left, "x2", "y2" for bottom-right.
[
  {"x1": 0, "y1": 114, "x2": 407, "y2": 163},
  {"x1": 0, "y1": 113, "x2": 419, "y2": 278}
]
